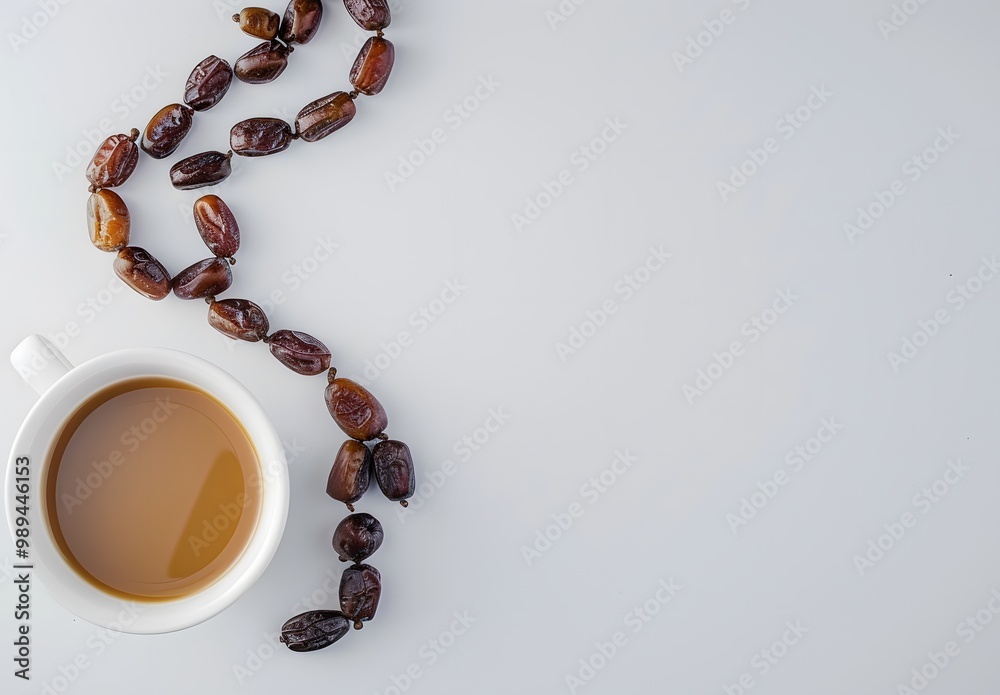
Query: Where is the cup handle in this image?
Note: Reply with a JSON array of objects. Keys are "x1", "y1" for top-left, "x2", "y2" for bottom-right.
[{"x1": 10, "y1": 335, "x2": 75, "y2": 396}]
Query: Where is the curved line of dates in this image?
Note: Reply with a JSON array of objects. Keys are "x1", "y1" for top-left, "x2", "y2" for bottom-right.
[{"x1": 82, "y1": 0, "x2": 411, "y2": 653}]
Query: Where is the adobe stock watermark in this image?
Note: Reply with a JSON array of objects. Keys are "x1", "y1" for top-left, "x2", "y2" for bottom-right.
[
  {"x1": 217, "y1": 235, "x2": 340, "y2": 354},
  {"x1": 372, "y1": 611, "x2": 477, "y2": 695},
  {"x1": 0, "y1": 556, "x2": 17, "y2": 584},
  {"x1": 554, "y1": 246, "x2": 671, "y2": 362},
  {"x1": 52, "y1": 65, "x2": 169, "y2": 182},
  {"x1": 852, "y1": 458, "x2": 970, "y2": 576},
  {"x1": 13, "y1": 275, "x2": 145, "y2": 384},
  {"x1": 843, "y1": 127, "x2": 959, "y2": 244},
  {"x1": 521, "y1": 450, "x2": 638, "y2": 566},
  {"x1": 398, "y1": 407, "x2": 511, "y2": 522},
  {"x1": 213, "y1": 0, "x2": 243, "y2": 21},
  {"x1": 345, "y1": 278, "x2": 468, "y2": 387},
  {"x1": 12, "y1": 335, "x2": 69, "y2": 386},
  {"x1": 384, "y1": 74, "x2": 501, "y2": 192},
  {"x1": 878, "y1": 0, "x2": 932, "y2": 40},
  {"x1": 722, "y1": 621, "x2": 810, "y2": 695},
  {"x1": 233, "y1": 566, "x2": 346, "y2": 685},
  {"x1": 672, "y1": 0, "x2": 753, "y2": 73},
  {"x1": 280, "y1": 438, "x2": 306, "y2": 467},
  {"x1": 338, "y1": 25, "x2": 371, "y2": 62},
  {"x1": 187, "y1": 491, "x2": 256, "y2": 558},
  {"x1": 39, "y1": 600, "x2": 145, "y2": 695},
  {"x1": 8, "y1": 0, "x2": 74, "y2": 53},
  {"x1": 887, "y1": 255, "x2": 998, "y2": 372},
  {"x1": 894, "y1": 587, "x2": 1000, "y2": 694},
  {"x1": 716, "y1": 85, "x2": 833, "y2": 203},
  {"x1": 682, "y1": 288, "x2": 798, "y2": 404},
  {"x1": 564, "y1": 579, "x2": 682, "y2": 694},
  {"x1": 58, "y1": 398, "x2": 181, "y2": 514},
  {"x1": 545, "y1": 0, "x2": 591, "y2": 30},
  {"x1": 726, "y1": 417, "x2": 844, "y2": 534},
  {"x1": 233, "y1": 630, "x2": 282, "y2": 685},
  {"x1": 511, "y1": 117, "x2": 628, "y2": 233}
]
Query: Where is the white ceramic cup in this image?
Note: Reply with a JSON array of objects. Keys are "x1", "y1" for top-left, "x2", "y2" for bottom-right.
[{"x1": 4, "y1": 335, "x2": 289, "y2": 634}]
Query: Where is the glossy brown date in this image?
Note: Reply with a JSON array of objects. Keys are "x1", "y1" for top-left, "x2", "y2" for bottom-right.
[
  {"x1": 344, "y1": 0, "x2": 390, "y2": 31},
  {"x1": 350, "y1": 36, "x2": 394, "y2": 96},
  {"x1": 294, "y1": 92, "x2": 356, "y2": 143},
  {"x1": 327, "y1": 440, "x2": 373, "y2": 511},
  {"x1": 113, "y1": 247, "x2": 171, "y2": 300},
  {"x1": 86, "y1": 132, "x2": 139, "y2": 189},
  {"x1": 235, "y1": 40, "x2": 291, "y2": 84},
  {"x1": 141, "y1": 103, "x2": 194, "y2": 159},
  {"x1": 324, "y1": 374, "x2": 388, "y2": 441},
  {"x1": 230, "y1": 118, "x2": 293, "y2": 156},
  {"x1": 208, "y1": 299, "x2": 269, "y2": 341},
  {"x1": 183, "y1": 56, "x2": 233, "y2": 111},
  {"x1": 279, "y1": 0, "x2": 323, "y2": 45},
  {"x1": 172, "y1": 257, "x2": 233, "y2": 299},
  {"x1": 279, "y1": 611, "x2": 349, "y2": 652},
  {"x1": 372, "y1": 439, "x2": 414, "y2": 506},
  {"x1": 234, "y1": 7, "x2": 280, "y2": 39},
  {"x1": 87, "y1": 189, "x2": 130, "y2": 252},
  {"x1": 169, "y1": 151, "x2": 233, "y2": 190},
  {"x1": 339, "y1": 564, "x2": 381, "y2": 629},
  {"x1": 266, "y1": 329, "x2": 331, "y2": 374},
  {"x1": 193, "y1": 195, "x2": 240, "y2": 257},
  {"x1": 332, "y1": 512, "x2": 383, "y2": 563}
]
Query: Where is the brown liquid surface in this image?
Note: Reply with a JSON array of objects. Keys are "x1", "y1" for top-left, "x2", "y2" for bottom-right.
[{"x1": 45, "y1": 377, "x2": 261, "y2": 601}]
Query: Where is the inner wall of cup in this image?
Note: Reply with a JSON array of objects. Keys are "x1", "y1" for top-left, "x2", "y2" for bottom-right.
[{"x1": 39, "y1": 373, "x2": 265, "y2": 603}]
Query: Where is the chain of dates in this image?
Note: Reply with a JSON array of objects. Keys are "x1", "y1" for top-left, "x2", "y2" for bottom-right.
[{"x1": 83, "y1": 0, "x2": 414, "y2": 652}]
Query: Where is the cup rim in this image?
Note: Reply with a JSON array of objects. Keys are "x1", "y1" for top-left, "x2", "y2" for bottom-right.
[{"x1": 5, "y1": 347, "x2": 289, "y2": 634}]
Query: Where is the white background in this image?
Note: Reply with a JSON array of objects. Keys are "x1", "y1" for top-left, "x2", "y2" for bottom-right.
[{"x1": 2, "y1": 0, "x2": 1000, "y2": 693}]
